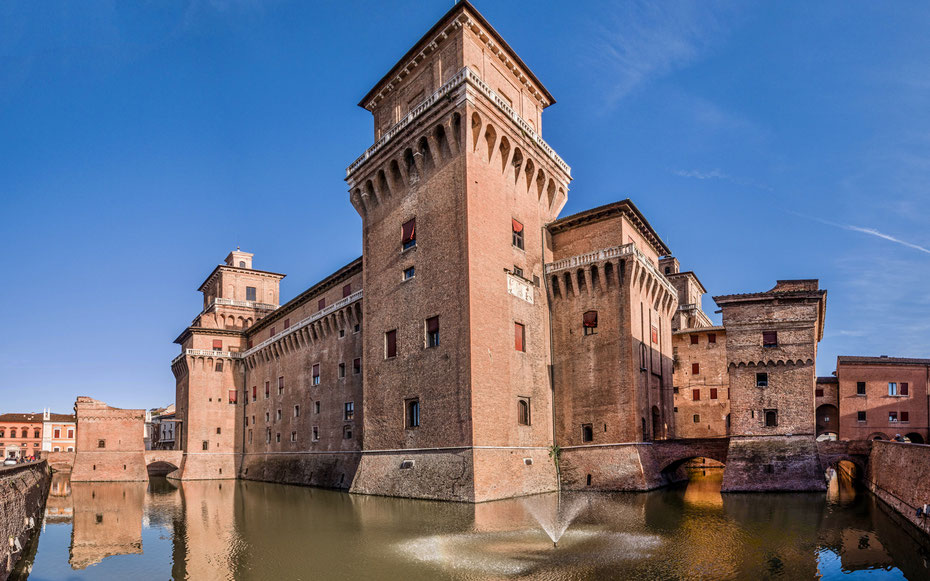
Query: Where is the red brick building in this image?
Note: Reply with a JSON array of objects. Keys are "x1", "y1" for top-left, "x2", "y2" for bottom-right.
[{"x1": 835, "y1": 356, "x2": 929, "y2": 443}]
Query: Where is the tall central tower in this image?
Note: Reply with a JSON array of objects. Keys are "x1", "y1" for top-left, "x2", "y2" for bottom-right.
[{"x1": 347, "y1": 1, "x2": 571, "y2": 502}]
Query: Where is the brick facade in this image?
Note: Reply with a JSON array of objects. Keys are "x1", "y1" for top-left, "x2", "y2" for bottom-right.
[{"x1": 71, "y1": 397, "x2": 148, "y2": 482}]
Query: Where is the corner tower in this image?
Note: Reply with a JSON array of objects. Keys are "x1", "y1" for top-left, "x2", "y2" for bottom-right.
[
  {"x1": 171, "y1": 251, "x2": 284, "y2": 480},
  {"x1": 347, "y1": 1, "x2": 571, "y2": 501}
]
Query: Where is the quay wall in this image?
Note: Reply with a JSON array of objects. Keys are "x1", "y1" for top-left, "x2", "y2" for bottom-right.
[
  {"x1": 867, "y1": 440, "x2": 930, "y2": 537},
  {"x1": 0, "y1": 462, "x2": 50, "y2": 581}
]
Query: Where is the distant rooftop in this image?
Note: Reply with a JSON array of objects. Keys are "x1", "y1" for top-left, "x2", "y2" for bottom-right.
[{"x1": 838, "y1": 356, "x2": 930, "y2": 366}]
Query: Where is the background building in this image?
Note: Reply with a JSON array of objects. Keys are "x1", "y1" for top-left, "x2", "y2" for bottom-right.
[
  {"x1": 0, "y1": 413, "x2": 44, "y2": 459},
  {"x1": 41, "y1": 409, "x2": 76, "y2": 452}
]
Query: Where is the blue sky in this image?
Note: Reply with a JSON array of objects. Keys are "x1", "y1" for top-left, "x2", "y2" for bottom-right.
[{"x1": 1, "y1": 1, "x2": 928, "y2": 413}]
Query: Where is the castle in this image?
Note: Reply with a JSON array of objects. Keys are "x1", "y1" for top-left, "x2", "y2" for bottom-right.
[{"x1": 166, "y1": 2, "x2": 830, "y2": 501}]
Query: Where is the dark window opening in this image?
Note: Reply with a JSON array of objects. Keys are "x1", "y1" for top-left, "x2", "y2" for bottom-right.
[
  {"x1": 518, "y1": 398, "x2": 530, "y2": 425},
  {"x1": 343, "y1": 284, "x2": 352, "y2": 298},
  {"x1": 690, "y1": 335, "x2": 699, "y2": 345},
  {"x1": 756, "y1": 372, "x2": 768, "y2": 388},
  {"x1": 707, "y1": 333, "x2": 716, "y2": 344},
  {"x1": 764, "y1": 410, "x2": 778, "y2": 427},
  {"x1": 693, "y1": 414, "x2": 700, "y2": 423},
  {"x1": 386, "y1": 330, "x2": 397, "y2": 358},
  {"x1": 312, "y1": 364, "x2": 320, "y2": 385},
  {"x1": 857, "y1": 411, "x2": 866, "y2": 422},
  {"x1": 403, "y1": 266, "x2": 415, "y2": 280},
  {"x1": 406, "y1": 399, "x2": 420, "y2": 428},
  {"x1": 402, "y1": 218, "x2": 416, "y2": 250},
  {"x1": 856, "y1": 381, "x2": 866, "y2": 395},
  {"x1": 246, "y1": 287, "x2": 257, "y2": 301},
  {"x1": 426, "y1": 316, "x2": 440, "y2": 348},
  {"x1": 762, "y1": 331, "x2": 778, "y2": 347},
  {"x1": 583, "y1": 310, "x2": 598, "y2": 335},
  {"x1": 344, "y1": 402, "x2": 354, "y2": 421},
  {"x1": 710, "y1": 388, "x2": 718, "y2": 400},
  {"x1": 514, "y1": 322, "x2": 525, "y2": 352},
  {"x1": 582, "y1": 424, "x2": 593, "y2": 443},
  {"x1": 97, "y1": 439, "x2": 106, "y2": 449},
  {"x1": 512, "y1": 218, "x2": 524, "y2": 250},
  {"x1": 691, "y1": 363, "x2": 700, "y2": 375}
]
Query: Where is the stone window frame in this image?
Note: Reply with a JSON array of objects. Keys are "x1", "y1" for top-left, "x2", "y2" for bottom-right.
[
  {"x1": 338, "y1": 362, "x2": 346, "y2": 379},
  {"x1": 344, "y1": 402, "x2": 355, "y2": 421},
  {"x1": 425, "y1": 316, "x2": 440, "y2": 349},
  {"x1": 517, "y1": 397, "x2": 531, "y2": 426},
  {"x1": 405, "y1": 398, "x2": 420, "y2": 429},
  {"x1": 756, "y1": 372, "x2": 768, "y2": 388},
  {"x1": 693, "y1": 414, "x2": 700, "y2": 423},
  {"x1": 402, "y1": 266, "x2": 415, "y2": 282},
  {"x1": 312, "y1": 364, "x2": 321, "y2": 385},
  {"x1": 763, "y1": 409, "x2": 778, "y2": 427},
  {"x1": 294, "y1": 405, "x2": 300, "y2": 418},
  {"x1": 856, "y1": 381, "x2": 866, "y2": 396},
  {"x1": 385, "y1": 330, "x2": 398, "y2": 359},
  {"x1": 581, "y1": 423, "x2": 593, "y2": 443}
]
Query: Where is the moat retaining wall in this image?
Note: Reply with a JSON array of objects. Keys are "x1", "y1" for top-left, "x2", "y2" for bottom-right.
[
  {"x1": 867, "y1": 440, "x2": 930, "y2": 537},
  {"x1": 0, "y1": 462, "x2": 50, "y2": 581}
]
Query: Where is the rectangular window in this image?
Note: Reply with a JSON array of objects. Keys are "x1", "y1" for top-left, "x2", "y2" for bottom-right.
[
  {"x1": 517, "y1": 398, "x2": 531, "y2": 425},
  {"x1": 278, "y1": 376, "x2": 284, "y2": 395},
  {"x1": 691, "y1": 363, "x2": 700, "y2": 375},
  {"x1": 215, "y1": 360, "x2": 224, "y2": 372},
  {"x1": 344, "y1": 402, "x2": 354, "y2": 421},
  {"x1": 403, "y1": 266, "x2": 415, "y2": 281},
  {"x1": 353, "y1": 358, "x2": 361, "y2": 375},
  {"x1": 246, "y1": 286, "x2": 257, "y2": 301},
  {"x1": 343, "y1": 284, "x2": 352, "y2": 298},
  {"x1": 202, "y1": 440, "x2": 209, "y2": 450},
  {"x1": 512, "y1": 218, "x2": 524, "y2": 250},
  {"x1": 68, "y1": 429, "x2": 73, "y2": 438},
  {"x1": 857, "y1": 411, "x2": 866, "y2": 422},
  {"x1": 312, "y1": 426, "x2": 319, "y2": 441},
  {"x1": 888, "y1": 382, "x2": 897, "y2": 396},
  {"x1": 710, "y1": 388, "x2": 718, "y2": 400},
  {"x1": 276, "y1": 433, "x2": 281, "y2": 443},
  {"x1": 294, "y1": 405, "x2": 300, "y2": 417},
  {"x1": 228, "y1": 390, "x2": 238, "y2": 404},
  {"x1": 284, "y1": 318, "x2": 290, "y2": 329},
  {"x1": 318, "y1": 298, "x2": 326, "y2": 311},
  {"x1": 276, "y1": 409, "x2": 282, "y2": 421},
  {"x1": 651, "y1": 325, "x2": 659, "y2": 344},
  {"x1": 385, "y1": 330, "x2": 397, "y2": 358},
  {"x1": 816, "y1": 388, "x2": 824, "y2": 397},
  {"x1": 901, "y1": 382, "x2": 909, "y2": 396},
  {"x1": 693, "y1": 414, "x2": 700, "y2": 423},
  {"x1": 216, "y1": 427, "x2": 221, "y2": 435},
  {"x1": 583, "y1": 311, "x2": 598, "y2": 335},
  {"x1": 426, "y1": 316, "x2": 440, "y2": 348},
  {"x1": 764, "y1": 409, "x2": 778, "y2": 427},
  {"x1": 265, "y1": 382, "x2": 270, "y2": 399},
  {"x1": 339, "y1": 362, "x2": 346, "y2": 378},
  {"x1": 692, "y1": 389, "x2": 700, "y2": 401},
  {"x1": 513, "y1": 265, "x2": 524, "y2": 278},
  {"x1": 514, "y1": 323, "x2": 525, "y2": 352},
  {"x1": 54, "y1": 429, "x2": 60, "y2": 438},
  {"x1": 265, "y1": 412, "x2": 270, "y2": 422},
  {"x1": 266, "y1": 429, "x2": 271, "y2": 443},
  {"x1": 291, "y1": 432, "x2": 297, "y2": 442},
  {"x1": 756, "y1": 372, "x2": 768, "y2": 387},
  {"x1": 312, "y1": 364, "x2": 320, "y2": 385},
  {"x1": 690, "y1": 335, "x2": 699, "y2": 345},
  {"x1": 707, "y1": 333, "x2": 716, "y2": 344},
  {"x1": 762, "y1": 331, "x2": 778, "y2": 347},
  {"x1": 402, "y1": 218, "x2": 416, "y2": 250},
  {"x1": 889, "y1": 411, "x2": 898, "y2": 422},
  {"x1": 270, "y1": 326, "x2": 276, "y2": 337},
  {"x1": 252, "y1": 386, "x2": 257, "y2": 402},
  {"x1": 314, "y1": 401, "x2": 321, "y2": 414},
  {"x1": 582, "y1": 424, "x2": 593, "y2": 442},
  {"x1": 212, "y1": 339, "x2": 223, "y2": 351},
  {"x1": 248, "y1": 339, "x2": 253, "y2": 349},
  {"x1": 406, "y1": 398, "x2": 420, "y2": 428},
  {"x1": 901, "y1": 411, "x2": 910, "y2": 422},
  {"x1": 343, "y1": 425, "x2": 353, "y2": 439},
  {"x1": 248, "y1": 430, "x2": 252, "y2": 443},
  {"x1": 857, "y1": 381, "x2": 866, "y2": 395}
]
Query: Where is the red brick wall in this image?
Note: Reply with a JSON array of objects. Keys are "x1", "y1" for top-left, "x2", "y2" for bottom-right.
[
  {"x1": 71, "y1": 397, "x2": 147, "y2": 481},
  {"x1": 837, "y1": 361, "x2": 929, "y2": 442},
  {"x1": 673, "y1": 329, "x2": 729, "y2": 438}
]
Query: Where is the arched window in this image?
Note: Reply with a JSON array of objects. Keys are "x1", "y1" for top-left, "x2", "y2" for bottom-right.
[
  {"x1": 765, "y1": 410, "x2": 778, "y2": 427},
  {"x1": 10, "y1": 429, "x2": 16, "y2": 438},
  {"x1": 0, "y1": 430, "x2": 4, "y2": 438},
  {"x1": 517, "y1": 398, "x2": 530, "y2": 425},
  {"x1": 33, "y1": 429, "x2": 40, "y2": 439},
  {"x1": 239, "y1": 261, "x2": 245, "y2": 268}
]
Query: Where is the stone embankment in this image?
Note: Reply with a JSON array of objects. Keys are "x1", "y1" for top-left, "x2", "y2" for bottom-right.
[
  {"x1": 0, "y1": 462, "x2": 50, "y2": 581},
  {"x1": 867, "y1": 440, "x2": 930, "y2": 537}
]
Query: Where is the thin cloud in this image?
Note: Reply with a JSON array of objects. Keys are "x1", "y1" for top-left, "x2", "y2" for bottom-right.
[
  {"x1": 795, "y1": 213, "x2": 930, "y2": 255},
  {"x1": 671, "y1": 168, "x2": 772, "y2": 191}
]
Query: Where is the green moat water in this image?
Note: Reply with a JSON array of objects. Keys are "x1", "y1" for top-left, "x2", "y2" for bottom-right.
[{"x1": 12, "y1": 468, "x2": 930, "y2": 580}]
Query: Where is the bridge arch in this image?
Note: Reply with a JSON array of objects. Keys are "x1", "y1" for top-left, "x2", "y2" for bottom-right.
[
  {"x1": 905, "y1": 432, "x2": 924, "y2": 444},
  {"x1": 652, "y1": 438, "x2": 731, "y2": 476}
]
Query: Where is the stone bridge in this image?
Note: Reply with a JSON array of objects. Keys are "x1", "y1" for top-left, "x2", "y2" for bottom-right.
[
  {"x1": 144, "y1": 450, "x2": 183, "y2": 468},
  {"x1": 651, "y1": 437, "x2": 731, "y2": 473},
  {"x1": 816, "y1": 439, "x2": 872, "y2": 476}
]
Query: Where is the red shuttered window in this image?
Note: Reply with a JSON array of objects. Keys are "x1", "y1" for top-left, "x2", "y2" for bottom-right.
[
  {"x1": 343, "y1": 284, "x2": 352, "y2": 298},
  {"x1": 692, "y1": 363, "x2": 700, "y2": 375},
  {"x1": 402, "y1": 218, "x2": 416, "y2": 250},
  {"x1": 212, "y1": 339, "x2": 223, "y2": 350},
  {"x1": 692, "y1": 389, "x2": 701, "y2": 401},
  {"x1": 385, "y1": 330, "x2": 397, "y2": 359},
  {"x1": 514, "y1": 323, "x2": 525, "y2": 352},
  {"x1": 710, "y1": 388, "x2": 718, "y2": 400}
]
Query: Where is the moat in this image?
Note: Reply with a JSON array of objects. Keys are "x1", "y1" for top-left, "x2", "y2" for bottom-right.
[{"x1": 12, "y1": 469, "x2": 930, "y2": 580}]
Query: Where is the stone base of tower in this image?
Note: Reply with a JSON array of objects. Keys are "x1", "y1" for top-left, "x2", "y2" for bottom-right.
[
  {"x1": 169, "y1": 452, "x2": 238, "y2": 481},
  {"x1": 559, "y1": 444, "x2": 670, "y2": 491},
  {"x1": 350, "y1": 447, "x2": 557, "y2": 502},
  {"x1": 71, "y1": 452, "x2": 148, "y2": 482},
  {"x1": 239, "y1": 452, "x2": 361, "y2": 489},
  {"x1": 721, "y1": 435, "x2": 826, "y2": 492}
]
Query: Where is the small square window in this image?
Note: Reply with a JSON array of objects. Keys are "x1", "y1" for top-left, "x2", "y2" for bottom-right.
[
  {"x1": 212, "y1": 339, "x2": 223, "y2": 351},
  {"x1": 581, "y1": 424, "x2": 593, "y2": 442},
  {"x1": 756, "y1": 372, "x2": 768, "y2": 388},
  {"x1": 246, "y1": 287, "x2": 257, "y2": 301},
  {"x1": 856, "y1": 381, "x2": 866, "y2": 395},
  {"x1": 707, "y1": 333, "x2": 716, "y2": 344},
  {"x1": 762, "y1": 331, "x2": 778, "y2": 348},
  {"x1": 97, "y1": 439, "x2": 106, "y2": 449},
  {"x1": 888, "y1": 382, "x2": 898, "y2": 396},
  {"x1": 857, "y1": 411, "x2": 866, "y2": 422},
  {"x1": 403, "y1": 266, "x2": 415, "y2": 281},
  {"x1": 710, "y1": 388, "x2": 718, "y2": 400},
  {"x1": 354, "y1": 324, "x2": 361, "y2": 333},
  {"x1": 513, "y1": 266, "x2": 524, "y2": 278},
  {"x1": 339, "y1": 329, "x2": 345, "y2": 338},
  {"x1": 690, "y1": 335, "x2": 699, "y2": 345},
  {"x1": 583, "y1": 311, "x2": 598, "y2": 335},
  {"x1": 693, "y1": 414, "x2": 700, "y2": 423}
]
